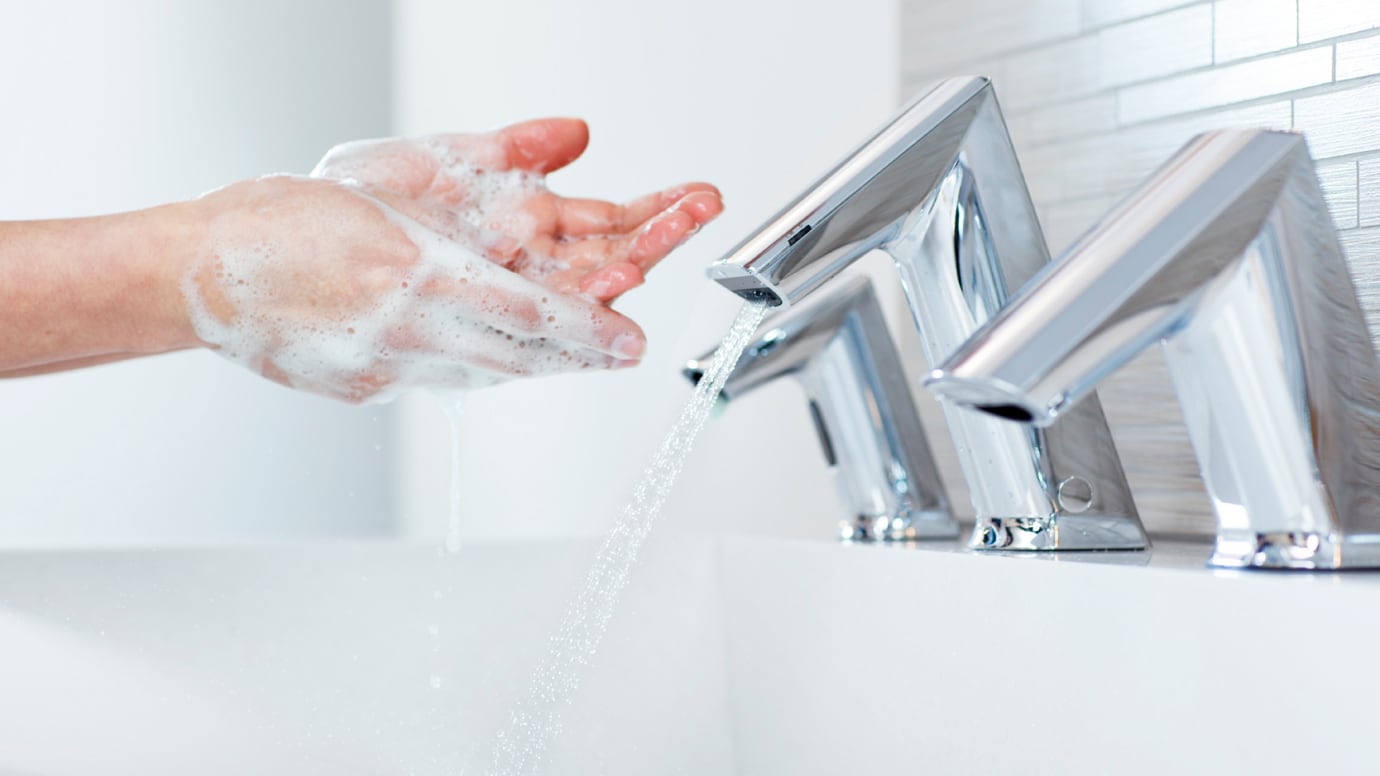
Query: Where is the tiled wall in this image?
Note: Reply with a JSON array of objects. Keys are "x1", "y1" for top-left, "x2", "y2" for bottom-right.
[{"x1": 900, "y1": 0, "x2": 1380, "y2": 534}]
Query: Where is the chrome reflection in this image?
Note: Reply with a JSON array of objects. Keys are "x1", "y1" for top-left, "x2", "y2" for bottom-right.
[
  {"x1": 703, "y1": 76, "x2": 1146, "y2": 551},
  {"x1": 930, "y1": 129, "x2": 1380, "y2": 570}
]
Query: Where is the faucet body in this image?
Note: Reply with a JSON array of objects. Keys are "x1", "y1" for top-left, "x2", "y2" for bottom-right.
[
  {"x1": 686, "y1": 276, "x2": 958, "y2": 541},
  {"x1": 707, "y1": 76, "x2": 1146, "y2": 551},
  {"x1": 929, "y1": 129, "x2": 1380, "y2": 570}
]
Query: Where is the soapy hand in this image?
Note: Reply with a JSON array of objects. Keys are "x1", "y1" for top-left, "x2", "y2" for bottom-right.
[
  {"x1": 310, "y1": 118, "x2": 724, "y2": 303},
  {"x1": 179, "y1": 119, "x2": 722, "y2": 404}
]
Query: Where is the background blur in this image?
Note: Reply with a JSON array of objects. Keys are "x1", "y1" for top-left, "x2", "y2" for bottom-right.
[{"x1": 0, "y1": 0, "x2": 1376, "y2": 547}]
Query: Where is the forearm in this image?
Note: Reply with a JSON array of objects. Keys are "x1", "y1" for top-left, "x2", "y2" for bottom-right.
[{"x1": 0, "y1": 205, "x2": 201, "y2": 375}]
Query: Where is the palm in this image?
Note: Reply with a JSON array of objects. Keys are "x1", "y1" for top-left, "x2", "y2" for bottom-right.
[{"x1": 313, "y1": 118, "x2": 722, "y2": 303}]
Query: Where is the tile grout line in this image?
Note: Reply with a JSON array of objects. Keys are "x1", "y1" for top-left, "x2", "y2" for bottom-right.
[
  {"x1": 901, "y1": 26, "x2": 1380, "y2": 110},
  {"x1": 1210, "y1": 0, "x2": 1217, "y2": 65}
]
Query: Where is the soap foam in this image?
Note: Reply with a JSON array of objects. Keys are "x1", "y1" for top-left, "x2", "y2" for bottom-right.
[
  {"x1": 312, "y1": 133, "x2": 602, "y2": 292},
  {"x1": 183, "y1": 176, "x2": 623, "y2": 404}
]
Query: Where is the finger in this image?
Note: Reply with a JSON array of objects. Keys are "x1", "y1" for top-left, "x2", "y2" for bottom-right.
[
  {"x1": 627, "y1": 203, "x2": 697, "y2": 271},
  {"x1": 620, "y1": 190, "x2": 723, "y2": 276},
  {"x1": 490, "y1": 118, "x2": 590, "y2": 173},
  {"x1": 530, "y1": 260, "x2": 645, "y2": 299},
  {"x1": 577, "y1": 262, "x2": 645, "y2": 304},
  {"x1": 390, "y1": 321, "x2": 634, "y2": 382},
  {"x1": 370, "y1": 191, "x2": 524, "y2": 265},
  {"x1": 416, "y1": 250, "x2": 647, "y2": 359},
  {"x1": 552, "y1": 196, "x2": 704, "y2": 275},
  {"x1": 552, "y1": 182, "x2": 722, "y2": 238}
]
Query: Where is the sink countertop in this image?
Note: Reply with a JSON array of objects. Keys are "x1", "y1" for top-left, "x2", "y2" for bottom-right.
[{"x1": 2, "y1": 530, "x2": 1380, "y2": 775}]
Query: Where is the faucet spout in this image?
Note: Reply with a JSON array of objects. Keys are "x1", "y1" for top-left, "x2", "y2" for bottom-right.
[
  {"x1": 929, "y1": 129, "x2": 1380, "y2": 569},
  {"x1": 686, "y1": 276, "x2": 957, "y2": 541},
  {"x1": 702, "y1": 75, "x2": 1146, "y2": 551},
  {"x1": 708, "y1": 77, "x2": 1006, "y2": 307}
]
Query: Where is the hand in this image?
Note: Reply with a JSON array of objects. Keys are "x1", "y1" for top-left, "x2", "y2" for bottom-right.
[
  {"x1": 182, "y1": 175, "x2": 652, "y2": 404},
  {"x1": 310, "y1": 118, "x2": 724, "y2": 304}
]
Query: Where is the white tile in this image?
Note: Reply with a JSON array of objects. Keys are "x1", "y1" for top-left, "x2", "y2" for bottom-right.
[
  {"x1": 1024, "y1": 100, "x2": 1291, "y2": 204},
  {"x1": 1081, "y1": 0, "x2": 1203, "y2": 29},
  {"x1": 1342, "y1": 228, "x2": 1380, "y2": 320},
  {"x1": 1299, "y1": 0, "x2": 1380, "y2": 43},
  {"x1": 1361, "y1": 157, "x2": 1380, "y2": 227},
  {"x1": 1214, "y1": 0, "x2": 1298, "y2": 62},
  {"x1": 1316, "y1": 159, "x2": 1360, "y2": 228},
  {"x1": 1019, "y1": 94, "x2": 1120, "y2": 145},
  {"x1": 1098, "y1": 4, "x2": 1214, "y2": 85},
  {"x1": 1038, "y1": 194, "x2": 1121, "y2": 253},
  {"x1": 1336, "y1": 33, "x2": 1380, "y2": 79},
  {"x1": 899, "y1": 0, "x2": 1081, "y2": 71},
  {"x1": 1001, "y1": 35, "x2": 1103, "y2": 110},
  {"x1": 1117, "y1": 45, "x2": 1333, "y2": 124},
  {"x1": 1295, "y1": 81, "x2": 1380, "y2": 157}
]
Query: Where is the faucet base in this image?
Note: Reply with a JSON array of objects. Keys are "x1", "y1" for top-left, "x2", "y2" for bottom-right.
[
  {"x1": 840, "y1": 510, "x2": 960, "y2": 542},
  {"x1": 1210, "y1": 530, "x2": 1380, "y2": 570},
  {"x1": 969, "y1": 515, "x2": 1150, "y2": 551}
]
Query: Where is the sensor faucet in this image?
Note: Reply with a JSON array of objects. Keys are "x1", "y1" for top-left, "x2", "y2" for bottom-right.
[
  {"x1": 928, "y1": 129, "x2": 1380, "y2": 570},
  {"x1": 686, "y1": 275, "x2": 957, "y2": 541},
  {"x1": 706, "y1": 76, "x2": 1146, "y2": 551}
]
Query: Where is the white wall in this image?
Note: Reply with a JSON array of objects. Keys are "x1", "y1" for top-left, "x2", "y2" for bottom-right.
[
  {"x1": 0, "y1": 1, "x2": 396, "y2": 545},
  {"x1": 392, "y1": 0, "x2": 901, "y2": 542}
]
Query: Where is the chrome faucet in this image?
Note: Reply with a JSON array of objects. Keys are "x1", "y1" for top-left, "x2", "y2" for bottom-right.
[
  {"x1": 705, "y1": 76, "x2": 1147, "y2": 551},
  {"x1": 928, "y1": 129, "x2": 1380, "y2": 570},
  {"x1": 686, "y1": 275, "x2": 958, "y2": 541}
]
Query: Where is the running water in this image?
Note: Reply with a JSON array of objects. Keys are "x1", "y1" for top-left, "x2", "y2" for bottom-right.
[
  {"x1": 426, "y1": 389, "x2": 467, "y2": 702},
  {"x1": 437, "y1": 391, "x2": 467, "y2": 555},
  {"x1": 489, "y1": 301, "x2": 768, "y2": 775}
]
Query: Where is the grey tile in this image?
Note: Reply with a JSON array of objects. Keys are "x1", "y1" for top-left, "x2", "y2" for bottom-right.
[
  {"x1": 1099, "y1": 4, "x2": 1214, "y2": 85},
  {"x1": 1316, "y1": 159, "x2": 1360, "y2": 228},
  {"x1": 1295, "y1": 81, "x2": 1380, "y2": 157},
  {"x1": 1214, "y1": 0, "x2": 1299, "y2": 62},
  {"x1": 1361, "y1": 157, "x2": 1380, "y2": 227},
  {"x1": 1081, "y1": 0, "x2": 1204, "y2": 29},
  {"x1": 1336, "y1": 33, "x2": 1380, "y2": 79},
  {"x1": 1299, "y1": 0, "x2": 1380, "y2": 43},
  {"x1": 1118, "y1": 45, "x2": 1333, "y2": 124}
]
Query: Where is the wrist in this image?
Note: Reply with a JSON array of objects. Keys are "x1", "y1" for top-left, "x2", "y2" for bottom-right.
[
  {"x1": 118, "y1": 200, "x2": 208, "y2": 355},
  {"x1": 0, "y1": 199, "x2": 208, "y2": 375}
]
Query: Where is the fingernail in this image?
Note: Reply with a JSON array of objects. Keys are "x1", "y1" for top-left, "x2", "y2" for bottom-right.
[
  {"x1": 612, "y1": 333, "x2": 645, "y2": 359},
  {"x1": 613, "y1": 358, "x2": 641, "y2": 370}
]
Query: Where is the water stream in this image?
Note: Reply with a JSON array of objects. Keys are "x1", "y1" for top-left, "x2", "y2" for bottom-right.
[
  {"x1": 438, "y1": 392, "x2": 466, "y2": 556},
  {"x1": 487, "y1": 300, "x2": 768, "y2": 775}
]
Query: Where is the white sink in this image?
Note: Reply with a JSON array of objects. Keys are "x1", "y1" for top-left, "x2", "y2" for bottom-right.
[{"x1": 3, "y1": 533, "x2": 1380, "y2": 774}]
